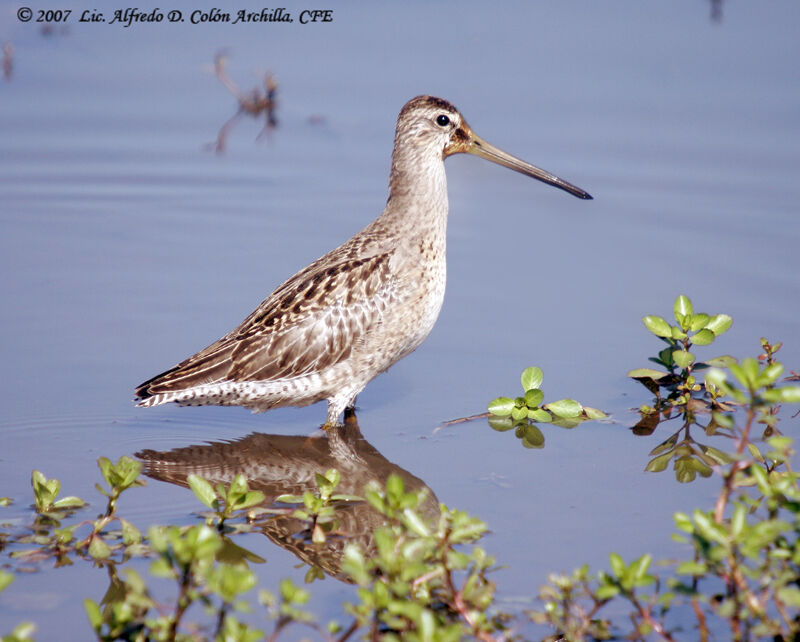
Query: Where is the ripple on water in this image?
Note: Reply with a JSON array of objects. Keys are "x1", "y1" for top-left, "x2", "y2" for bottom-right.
[{"x1": 0, "y1": 409, "x2": 317, "y2": 525}]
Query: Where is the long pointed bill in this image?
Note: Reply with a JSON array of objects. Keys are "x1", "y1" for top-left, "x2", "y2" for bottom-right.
[{"x1": 457, "y1": 130, "x2": 593, "y2": 200}]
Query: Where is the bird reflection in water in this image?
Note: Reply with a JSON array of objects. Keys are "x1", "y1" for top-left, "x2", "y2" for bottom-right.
[{"x1": 136, "y1": 411, "x2": 437, "y2": 581}]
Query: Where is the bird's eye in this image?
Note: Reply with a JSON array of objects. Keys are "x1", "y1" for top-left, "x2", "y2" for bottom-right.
[{"x1": 436, "y1": 114, "x2": 450, "y2": 127}]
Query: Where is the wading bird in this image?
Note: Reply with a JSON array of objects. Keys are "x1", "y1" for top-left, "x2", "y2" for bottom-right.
[{"x1": 135, "y1": 95, "x2": 592, "y2": 426}]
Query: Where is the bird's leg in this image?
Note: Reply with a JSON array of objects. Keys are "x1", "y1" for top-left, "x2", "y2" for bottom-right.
[
  {"x1": 322, "y1": 401, "x2": 345, "y2": 431},
  {"x1": 322, "y1": 395, "x2": 358, "y2": 431}
]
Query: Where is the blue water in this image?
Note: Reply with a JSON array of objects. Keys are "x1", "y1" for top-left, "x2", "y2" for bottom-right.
[{"x1": 1, "y1": 1, "x2": 799, "y2": 638}]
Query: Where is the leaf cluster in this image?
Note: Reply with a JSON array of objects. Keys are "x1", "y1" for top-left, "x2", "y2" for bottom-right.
[
  {"x1": 274, "y1": 468, "x2": 361, "y2": 546},
  {"x1": 188, "y1": 473, "x2": 265, "y2": 532},
  {"x1": 488, "y1": 366, "x2": 606, "y2": 449},
  {"x1": 342, "y1": 474, "x2": 504, "y2": 641}
]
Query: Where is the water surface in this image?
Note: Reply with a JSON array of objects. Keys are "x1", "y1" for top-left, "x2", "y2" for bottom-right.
[{"x1": 1, "y1": 1, "x2": 799, "y2": 638}]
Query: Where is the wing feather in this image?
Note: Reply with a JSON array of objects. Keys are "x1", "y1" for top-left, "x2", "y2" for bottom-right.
[{"x1": 135, "y1": 252, "x2": 392, "y2": 399}]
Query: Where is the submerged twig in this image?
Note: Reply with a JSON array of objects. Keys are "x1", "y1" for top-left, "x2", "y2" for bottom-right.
[
  {"x1": 208, "y1": 49, "x2": 278, "y2": 153},
  {"x1": 436, "y1": 412, "x2": 490, "y2": 431}
]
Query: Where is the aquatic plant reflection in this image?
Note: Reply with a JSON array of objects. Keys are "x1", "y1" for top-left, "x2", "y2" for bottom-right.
[{"x1": 136, "y1": 412, "x2": 438, "y2": 581}]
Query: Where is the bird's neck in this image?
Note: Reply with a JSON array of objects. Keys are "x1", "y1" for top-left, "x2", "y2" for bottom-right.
[{"x1": 381, "y1": 145, "x2": 449, "y2": 247}]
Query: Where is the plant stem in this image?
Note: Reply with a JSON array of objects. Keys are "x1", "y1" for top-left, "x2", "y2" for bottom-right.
[
  {"x1": 335, "y1": 619, "x2": 360, "y2": 642},
  {"x1": 691, "y1": 597, "x2": 708, "y2": 642},
  {"x1": 168, "y1": 566, "x2": 193, "y2": 642},
  {"x1": 714, "y1": 404, "x2": 757, "y2": 524},
  {"x1": 628, "y1": 593, "x2": 675, "y2": 642},
  {"x1": 442, "y1": 563, "x2": 498, "y2": 642}
]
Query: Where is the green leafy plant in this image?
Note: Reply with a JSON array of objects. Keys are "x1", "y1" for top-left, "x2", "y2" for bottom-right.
[
  {"x1": 488, "y1": 366, "x2": 606, "y2": 448},
  {"x1": 628, "y1": 294, "x2": 733, "y2": 399},
  {"x1": 12, "y1": 458, "x2": 145, "y2": 565},
  {"x1": 274, "y1": 468, "x2": 361, "y2": 546},
  {"x1": 529, "y1": 300, "x2": 800, "y2": 640},
  {"x1": 84, "y1": 523, "x2": 264, "y2": 642},
  {"x1": 2, "y1": 296, "x2": 799, "y2": 642},
  {"x1": 81, "y1": 456, "x2": 146, "y2": 561},
  {"x1": 342, "y1": 474, "x2": 505, "y2": 641},
  {"x1": 31, "y1": 470, "x2": 86, "y2": 517},
  {"x1": 187, "y1": 473, "x2": 265, "y2": 532},
  {"x1": 626, "y1": 296, "x2": 798, "y2": 485}
]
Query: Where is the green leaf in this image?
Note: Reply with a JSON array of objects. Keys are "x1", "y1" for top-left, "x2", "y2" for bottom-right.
[
  {"x1": 627, "y1": 368, "x2": 668, "y2": 380},
  {"x1": 511, "y1": 406, "x2": 528, "y2": 421},
  {"x1": 704, "y1": 355, "x2": 737, "y2": 368},
  {"x1": 731, "y1": 505, "x2": 746, "y2": 538},
  {"x1": 704, "y1": 368, "x2": 728, "y2": 390},
  {"x1": 777, "y1": 587, "x2": 800, "y2": 608},
  {"x1": 609, "y1": 552, "x2": 625, "y2": 578},
  {"x1": 551, "y1": 417, "x2": 582, "y2": 429},
  {"x1": 630, "y1": 554, "x2": 652, "y2": 582},
  {"x1": 544, "y1": 399, "x2": 582, "y2": 418},
  {"x1": 386, "y1": 474, "x2": 404, "y2": 501},
  {"x1": 672, "y1": 350, "x2": 695, "y2": 369},
  {"x1": 84, "y1": 598, "x2": 102, "y2": 631},
  {"x1": 762, "y1": 386, "x2": 800, "y2": 404},
  {"x1": 690, "y1": 458, "x2": 713, "y2": 478},
  {"x1": 0, "y1": 571, "x2": 13, "y2": 592},
  {"x1": 229, "y1": 474, "x2": 248, "y2": 501},
  {"x1": 676, "y1": 561, "x2": 707, "y2": 576},
  {"x1": 705, "y1": 314, "x2": 732, "y2": 336},
  {"x1": 642, "y1": 315, "x2": 672, "y2": 338},
  {"x1": 528, "y1": 408, "x2": 552, "y2": 422},
  {"x1": 583, "y1": 407, "x2": 608, "y2": 420},
  {"x1": 691, "y1": 329, "x2": 715, "y2": 346},
  {"x1": 275, "y1": 494, "x2": 304, "y2": 504},
  {"x1": 674, "y1": 457, "x2": 696, "y2": 483},
  {"x1": 670, "y1": 326, "x2": 687, "y2": 341},
  {"x1": 187, "y1": 474, "x2": 218, "y2": 509},
  {"x1": 488, "y1": 397, "x2": 515, "y2": 416},
  {"x1": 699, "y1": 445, "x2": 732, "y2": 465},
  {"x1": 31, "y1": 470, "x2": 59, "y2": 510},
  {"x1": 88, "y1": 535, "x2": 111, "y2": 560},
  {"x1": 689, "y1": 313, "x2": 710, "y2": 331},
  {"x1": 673, "y1": 512, "x2": 693, "y2": 533},
  {"x1": 119, "y1": 457, "x2": 142, "y2": 488},
  {"x1": 517, "y1": 424, "x2": 545, "y2": 449},
  {"x1": 520, "y1": 367, "x2": 543, "y2": 392},
  {"x1": 342, "y1": 545, "x2": 369, "y2": 585},
  {"x1": 730, "y1": 358, "x2": 758, "y2": 389},
  {"x1": 401, "y1": 508, "x2": 430, "y2": 537},
  {"x1": 645, "y1": 451, "x2": 674, "y2": 473},
  {"x1": 596, "y1": 584, "x2": 620, "y2": 600},
  {"x1": 236, "y1": 491, "x2": 265, "y2": 510},
  {"x1": 120, "y1": 519, "x2": 142, "y2": 546},
  {"x1": 649, "y1": 433, "x2": 678, "y2": 457},
  {"x1": 487, "y1": 416, "x2": 515, "y2": 432},
  {"x1": 524, "y1": 388, "x2": 544, "y2": 408},
  {"x1": 97, "y1": 457, "x2": 113, "y2": 487},
  {"x1": 6, "y1": 622, "x2": 36, "y2": 640},
  {"x1": 747, "y1": 443, "x2": 764, "y2": 462},
  {"x1": 305, "y1": 566, "x2": 324, "y2": 584},
  {"x1": 315, "y1": 472, "x2": 334, "y2": 495},
  {"x1": 674, "y1": 295, "x2": 693, "y2": 319},
  {"x1": 324, "y1": 469, "x2": 341, "y2": 488},
  {"x1": 756, "y1": 362, "x2": 784, "y2": 387},
  {"x1": 53, "y1": 496, "x2": 86, "y2": 509},
  {"x1": 692, "y1": 510, "x2": 727, "y2": 545},
  {"x1": 149, "y1": 557, "x2": 174, "y2": 578}
]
